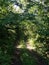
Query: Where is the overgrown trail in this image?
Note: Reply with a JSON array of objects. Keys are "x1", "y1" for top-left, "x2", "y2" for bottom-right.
[
  {"x1": 11, "y1": 49, "x2": 22, "y2": 65},
  {"x1": 26, "y1": 44, "x2": 48, "y2": 65},
  {"x1": 11, "y1": 43, "x2": 48, "y2": 65}
]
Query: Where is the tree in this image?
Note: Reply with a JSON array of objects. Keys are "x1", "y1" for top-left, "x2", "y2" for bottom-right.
[{"x1": 0, "y1": 0, "x2": 49, "y2": 65}]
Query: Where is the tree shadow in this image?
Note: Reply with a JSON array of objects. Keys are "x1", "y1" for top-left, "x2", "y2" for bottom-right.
[{"x1": 10, "y1": 48, "x2": 49, "y2": 65}]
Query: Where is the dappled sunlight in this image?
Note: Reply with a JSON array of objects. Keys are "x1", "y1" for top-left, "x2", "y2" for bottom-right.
[
  {"x1": 26, "y1": 39, "x2": 36, "y2": 50},
  {"x1": 16, "y1": 40, "x2": 26, "y2": 49},
  {"x1": 17, "y1": 44, "x2": 25, "y2": 48},
  {"x1": 16, "y1": 38, "x2": 36, "y2": 50},
  {"x1": 12, "y1": 4, "x2": 24, "y2": 13},
  {"x1": 26, "y1": 44, "x2": 36, "y2": 50},
  {"x1": 0, "y1": 0, "x2": 49, "y2": 65}
]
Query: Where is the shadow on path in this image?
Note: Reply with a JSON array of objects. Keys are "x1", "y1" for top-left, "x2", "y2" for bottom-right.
[{"x1": 11, "y1": 47, "x2": 48, "y2": 65}]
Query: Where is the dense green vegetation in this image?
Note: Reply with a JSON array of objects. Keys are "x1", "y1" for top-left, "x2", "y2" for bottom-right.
[{"x1": 0, "y1": 0, "x2": 49, "y2": 65}]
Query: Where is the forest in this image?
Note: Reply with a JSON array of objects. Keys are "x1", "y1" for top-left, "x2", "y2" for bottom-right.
[{"x1": 0, "y1": 0, "x2": 49, "y2": 65}]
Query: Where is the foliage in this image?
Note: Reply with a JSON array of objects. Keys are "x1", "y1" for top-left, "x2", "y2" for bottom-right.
[{"x1": 0, "y1": 0, "x2": 49, "y2": 65}]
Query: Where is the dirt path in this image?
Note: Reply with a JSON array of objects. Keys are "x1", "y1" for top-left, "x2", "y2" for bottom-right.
[{"x1": 11, "y1": 43, "x2": 48, "y2": 65}]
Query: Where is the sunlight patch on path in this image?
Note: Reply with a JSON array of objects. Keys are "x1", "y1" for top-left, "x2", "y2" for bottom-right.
[
  {"x1": 26, "y1": 43, "x2": 36, "y2": 50},
  {"x1": 16, "y1": 43, "x2": 36, "y2": 50},
  {"x1": 16, "y1": 39, "x2": 36, "y2": 50}
]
